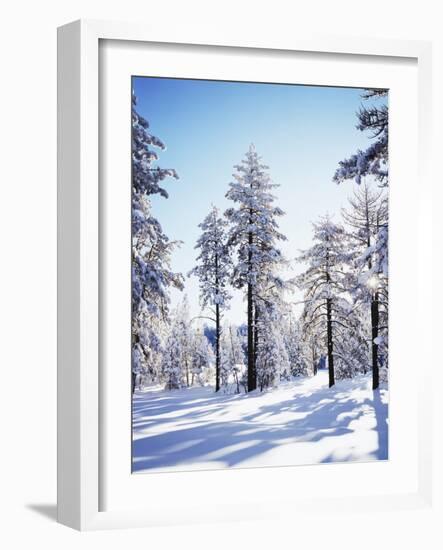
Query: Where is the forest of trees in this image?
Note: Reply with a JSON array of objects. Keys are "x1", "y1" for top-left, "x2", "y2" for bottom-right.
[{"x1": 132, "y1": 88, "x2": 389, "y2": 395}]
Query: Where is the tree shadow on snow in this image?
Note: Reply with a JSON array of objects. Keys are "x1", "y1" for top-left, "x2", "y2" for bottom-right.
[{"x1": 132, "y1": 381, "x2": 388, "y2": 472}]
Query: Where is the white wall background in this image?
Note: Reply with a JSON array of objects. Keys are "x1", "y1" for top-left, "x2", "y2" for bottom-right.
[{"x1": 0, "y1": 1, "x2": 441, "y2": 548}]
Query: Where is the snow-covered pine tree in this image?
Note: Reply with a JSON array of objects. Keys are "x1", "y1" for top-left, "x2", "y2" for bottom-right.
[
  {"x1": 132, "y1": 93, "x2": 178, "y2": 198},
  {"x1": 220, "y1": 324, "x2": 245, "y2": 393},
  {"x1": 131, "y1": 92, "x2": 182, "y2": 392},
  {"x1": 225, "y1": 144, "x2": 287, "y2": 392},
  {"x1": 256, "y1": 307, "x2": 290, "y2": 391},
  {"x1": 132, "y1": 295, "x2": 167, "y2": 388},
  {"x1": 253, "y1": 275, "x2": 293, "y2": 389},
  {"x1": 297, "y1": 216, "x2": 352, "y2": 387},
  {"x1": 332, "y1": 312, "x2": 369, "y2": 378},
  {"x1": 342, "y1": 183, "x2": 388, "y2": 388},
  {"x1": 301, "y1": 326, "x2": 321, "y2": 377},
  {"x1": 190, "y1": 329, "x2": 215, "y2": 386},
  {"x1": 332, "y1": 89, "x2": 389, "y2": 387},
  {"x1": 333, "y1": 89, "x2": 388, "y2": 188},
  {"x1": 189, "y1": 206, "x2": 232, "y2": 391},
  {"x1": 177, "y1": 297, "x2": 194, "y2": 386},
  {"x1": 255, "y1": 307, "x2": 290, "y2": 391},
  {"x1": 162, "y1": 323, "x2": 185, "y2": 390},
  {"x1": 132, "y1": 194, "x2": 184, "y2": 387},
  {"x1": 284, "y1": 318, "x2": 310, "y2": 378},
  {"x1": 254, "y1": 253, "x2": 294, "y2": 386},
  {"x1": 161, "y1": 297, "x2": 194, "y2": 389}
]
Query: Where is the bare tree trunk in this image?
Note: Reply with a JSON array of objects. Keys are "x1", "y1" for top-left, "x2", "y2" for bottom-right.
[
  {"x1": 215, "y1": 302, "x2": 221, "y2": 392},
  {"x1": 229, "y1": 326, "x2": 240, "y2": 394},
  {"x1": 254, "y1": 304, "x2": 259, "y2": 384},
  {"x1": 132, "y1": 332, "x2": 139, "y2": 394},
  {"x1": 233, "y1": 371, "x2": 239, "y2": 394},
  {"x1": 247, "y1": 221, "x2": 256, "y2": 392},
  {"x1": 371, "y1": 291, "x2": 380, "y2": 390},
  {"x1": 326, "y1": 297, "x2": 335, "y2": 388},
  {"x1": 325, "y1": 243, "x2": 335, "y2": 388},
  {"x1": 247, "y1": 282, "x2": 256, "y2": 391},
  {"x1": 366, "y1": 213, "x2": 380, "y2": 391}
]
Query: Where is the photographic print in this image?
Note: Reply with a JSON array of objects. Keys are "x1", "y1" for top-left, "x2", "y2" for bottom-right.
[{"x1": 131, "y1": 76, "x2": 388, "y2": 473}]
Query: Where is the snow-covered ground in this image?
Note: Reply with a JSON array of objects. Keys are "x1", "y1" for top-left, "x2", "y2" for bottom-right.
[{"x1": 132, "y1": 369, "x2": 388, "y2": 473}]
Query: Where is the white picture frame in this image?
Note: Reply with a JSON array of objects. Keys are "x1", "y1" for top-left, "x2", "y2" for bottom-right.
[{"x1": 57, "y1": 19, "x2": 434, "y2": 531}]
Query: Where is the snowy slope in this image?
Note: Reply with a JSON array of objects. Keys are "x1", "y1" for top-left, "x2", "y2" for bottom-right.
[{"x1": 132, "y1": 369, "x2": 388, "y2": 473}]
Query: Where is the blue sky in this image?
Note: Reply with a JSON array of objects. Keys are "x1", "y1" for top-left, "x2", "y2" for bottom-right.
[{"x1": 133, "y1": 76, "x2": 384, "y2": 325}]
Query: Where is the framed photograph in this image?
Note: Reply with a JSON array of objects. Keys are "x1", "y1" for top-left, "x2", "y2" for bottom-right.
[{"x1": 57, "y1": 19, "x2": 433, "y2": 530}]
